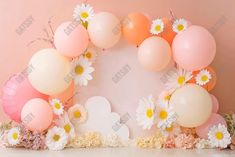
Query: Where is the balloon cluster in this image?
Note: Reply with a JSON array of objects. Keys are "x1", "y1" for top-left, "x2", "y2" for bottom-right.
[{"x1": 1, "y1": 3, "x2": 219, "y2": 141}]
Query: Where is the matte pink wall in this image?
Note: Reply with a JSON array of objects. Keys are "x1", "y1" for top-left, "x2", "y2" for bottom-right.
[{"x1": 0, "y1": 0, "x2": 235, "y2": 121}]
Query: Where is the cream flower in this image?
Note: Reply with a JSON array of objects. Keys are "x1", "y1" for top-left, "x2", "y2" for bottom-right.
[
  {"x1": 196, "y1": 139, "x2": 212, "y2": 149},
  {"x1": 165, "y1": 68, "x2": 193, "y2": 90},
  {"x1": 72, "y1": 57, "x2": 95, "y2": 86},
  {"x1": 7, "y1": 127, "x2": 20, "y2": 146},
  {"x1": 103, "y1": 134, "x2": 124, "y2": 147},
  {"x1": 150, "y1": 19, "x2": 164, "y2": 35},
  {"x1": 68, "y1": 104, "x2": 87, "y2": 125},
  {"x1": 50, "y1": 99, "x2": 64, "y2": 116},
  {"x1": 208, "y1": 124, "x2": 231, "y2": 148},
  {"x1": 73, "y1": 3, "x2": 94, "y2": 22},
  {"x1": 156, "y1": 102, "x2": 177, "y2": 130},
  {"x1": 136, "y1": 95, "x2": 156, "y2": 130},
  {"x1": 172, "y1": 18, "x2": 188, "y2": 33},
  {"x1": 46, "y1": 126, "x2": 68, "y2": 151},
  {"x1": 195, "y1": 69, "x2": 212, "y2": 86},
  {"x1": 56, "y1": 113, "x2": 75, "y2": 140},
  {"x1": 83, "y1": 48, "x2": 97, "y2": 62},
  {"x1": 161, "y1": 123, "x2": 181, "y2": 137}
]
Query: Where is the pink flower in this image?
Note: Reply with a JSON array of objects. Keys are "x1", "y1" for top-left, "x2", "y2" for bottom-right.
[
  {"x1": 175, "y1": 133, "x2": 196, "y2": 149},
  {"x1": 164, "y1": 136, "x2": 175, "y2": 148}
]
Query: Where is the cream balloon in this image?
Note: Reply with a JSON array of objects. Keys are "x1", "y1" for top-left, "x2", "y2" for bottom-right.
[
  {"x1": 28, "y1": 49, "x2": 72, "y2": 95},
  {"x1": 138, "y1": 36, "x2": 171, "y2": 71},
  {"x1": 170, "y1": 84, "x2": 212, "y2": 127},
  {"x1": 88, "y1": 12, "x2": 121, "y2": 49}
]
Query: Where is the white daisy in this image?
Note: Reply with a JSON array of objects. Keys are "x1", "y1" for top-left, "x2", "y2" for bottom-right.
[
  {"x1": 55, "y1": 113, "x2": 75, "y2": 140},
  {"x1": 82, "y1": 48, "x2": 97, "y2": 62},
  {"x1": 156, "y1": 102, "x2": 177, "y2": 130},
  {"x1": 172, "y1": 18, "x2": 188, "y2": 33},
  {"x1": 7, "y1": 127, "x2": 20, "y2": 146},
  {"x1": 50, "y1": 99, "x2": 64, "y2": 116},
  {"x1": 195, "y1": 69, "x2": 212, "y2": 86},
  {"x1": 136, "y1": 95, "x2": 156, "y2": 130},
  {"x1": 161, "y1": 123, "x2": 181, "y2": 137},
  {"x1": 72, "y1": 56, "x2": 95, "y2": 86},
  {"x1": 73, "y1": 3, "x2": 94, "y2": 22},
  {"x1": 46, "y1": 126, "x2": 68, "y2": 151},
  {"x1": 150, "y1": 19, "x2": 164, "y2": 35},
  {"x1": 165, "y1": 68, "x2": 193, "y2": 90},
  {"x1": 158, "y1": 89, "x2": 174, "y2": 105},
  {"x1": 68, "y1": 104, "x2": 87, "y2": 125},
  {"x1": 208, "y1": 124, "x2": 231, "y2": 148}
]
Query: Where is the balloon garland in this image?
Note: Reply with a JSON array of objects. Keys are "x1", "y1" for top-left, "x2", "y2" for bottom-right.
[{"x1": 0, "y1": 2, "x2": 234, "y2": 151}]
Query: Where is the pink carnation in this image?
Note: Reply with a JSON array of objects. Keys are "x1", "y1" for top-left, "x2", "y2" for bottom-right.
[{"x1": 175, "y1": 133, "x2": 196, "y2": 149}]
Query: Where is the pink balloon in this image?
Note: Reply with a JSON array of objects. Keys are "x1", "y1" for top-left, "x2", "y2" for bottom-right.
[
  {"x1": 54, "y1": 21, "x2": 89, "y2": 58},
  {"x1": 196, "y1": 113, "x2": 226, "y2": 139},
  {"x1": 211, "y1": 94, "x2": 219, "y2": 113},
  {"x1": 21, "y1": 98, "x2": 53, "y2": 132},
  {"x1": 172, "y1": 25, "x2": 216, "y2": 71},
  {"x1": 1, "y1": 74, "x2": 48, "y2": 122},
  {"x1": 138, "y1": 36, "x2": 172, "y2": 72}
]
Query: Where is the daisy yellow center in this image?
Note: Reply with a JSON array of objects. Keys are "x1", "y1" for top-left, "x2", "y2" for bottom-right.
[
  {"x1": 12, "y1": 133, "x2": 18, "y2": 140},
  {"x1": 81, "y1": 12, "x2": 89, "y2": 18},
  {"x1": 177, "y1": 24, "x2": 184, "y2": 31},
  {"x1": 155, "y1": 25, "x2": 161, "y2": 31},
  {"x1": 74, "y1": 110, "x2": 81, "y2": 118},
  {"x1": 53, "y1": 134, "x2": 60, "y2": 142},
  {"x1": 85, "y1": 52, "x2": 92, "y2": 59},
  {"x1": 164, "y1": 95, "x2": 171, "y2": 101},
  {"x1": 54, "y1": 103, "x2": 61, "y2": 109},
  {"x1": 166, "y1": 125, "x2": 173, "y2": 132},
  {"x1": 75, "y1": 65, "x2": 84, "y2": 75},
  {"x1": 146, "y1": 109, "x2": 153, "y2": 118},
  {"x1": 64, "y1": 124, "x2": 71, "y2": 133},
  {"x1": 201, "y1": 75, "x2": 208, "y2": 82},
  {"x1": 177, "y1": 76, "x2": 185, "y2": 85},
  {"x1": 215, "y1": 131, "x2": 224, "y2": 140},
  {"x1": 159, "y1": 110, "x2": 168, "y2": 120}
]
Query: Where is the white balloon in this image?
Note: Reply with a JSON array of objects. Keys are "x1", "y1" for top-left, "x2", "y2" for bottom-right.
[
  {"x1": 88, "y1": 12, "x2": 121, "y2": 49},
  {"x1": 28, "y1": 49, "x2": 72, "y2": 95}
]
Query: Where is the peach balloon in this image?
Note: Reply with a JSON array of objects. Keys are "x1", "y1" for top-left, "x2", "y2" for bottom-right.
[
  {"x1": 188, "y1": 66, "x2": 217, "y2": 91},
  {"x1": 21, "y1": 98, "x2": 53, "y2": 132},
  {"x1": 172, "y1": 25, "x2": 216, "y2": 71},
  {"x1": 210, "y1": 94, "x2": 219, "y2": 113},
  {"x1": 28, "y1": 49, "x2": 72, "y2": 95},
  {"x1": 50, "y1": 81, "x2": 75, "y2": 109},
  {"x1": 196, "y1": 113, "x2": 226, "y2": 139},
  {"x1": 88, "y1": 12, "x2": 121, "y2": 49},
  {"x1": 138, "y1": 36, "x2": 172, "y2": 71},
  {"x1": 54, "y1": 21, "x2": 89, "y2": 58},
  {"x1": 123, "y1": 12, "x2": 151, "y2": 46},
  {"x1": 170, "y1": 84, "x2": 212, "y2": 128},
  {"x1": 158, "y1": 18, "x2": 176, "y2": 45}
]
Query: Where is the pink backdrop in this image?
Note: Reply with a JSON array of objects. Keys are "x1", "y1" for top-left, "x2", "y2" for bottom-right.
[{"x1": 0, "y1": 0, "x2": 235, "y2": 121}]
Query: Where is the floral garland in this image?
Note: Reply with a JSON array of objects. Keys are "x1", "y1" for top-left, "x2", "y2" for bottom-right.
[{"x1": 0, "y1": 2, "x2": 234, "y2": 151}]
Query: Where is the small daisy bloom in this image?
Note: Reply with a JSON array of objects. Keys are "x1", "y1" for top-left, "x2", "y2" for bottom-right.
[
  {"x1": 165, "y1": 68, "x2": 193, "y2": 90},
  {"x1": 7, "y1": 127, "x2": 20, "y2": 146},
  {"x1": 158, "y1": 89, "x2": 174, "y2": 105},
  {"x1": 172, "y1": 18, "x2": 188, "y2": 33},
  {"x1": 72, "y1": 56, "x2": 95, "y2": 86},
  {"x1": 208, "y1": 124, "x2": 231, "y2": 148},
  {"x1": 83, "y1": 48, "x2": 97, "y2": 62},
  {"x1": 55, "y1": 113, "x2": 75, "y2": 140},
  {"x1": 73, "y1": 3, "x2": 94, "y2": 22},
  {"x1": 68, "y1": 104, "x2": 87, "y2": 125},
  {"x1": 161, "y1": 123, "x2": 181, "y2": 137},
  {"x1": 195, "y1": 69, "x2": 212, "y2": 86},
  {"x1": 46, "y1": 126, "x2": 68, "y2": 151},
  {"x1": 136, "y1": 95, "x2": 156, "y2": 130},
  {"x1": 50, "y1": 99, "x2": 64, "y2": 116},
  {"x1": 150, "y1": 19, "x2": 164, "y2": 35},
  {"x1": 156, "y1": 102, "x2": 177, "y2": 130}
]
